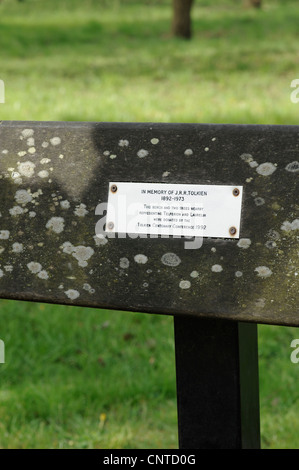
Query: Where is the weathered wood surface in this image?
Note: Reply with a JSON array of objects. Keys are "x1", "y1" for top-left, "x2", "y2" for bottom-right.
[{"x1": 0, "y1": 121, "x2": 298, "y2": 326}]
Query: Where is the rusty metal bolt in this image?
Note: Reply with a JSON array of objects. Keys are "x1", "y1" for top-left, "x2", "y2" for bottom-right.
[
  {"x1": 229, "y1": 226, "x2": 237, "y2": 236},
  {"x1": 232, "y1": 188, "x2": 240, "y2": 197},
  {"x1": 111, "y1": 184, "x2": 118, "y2": 193}
]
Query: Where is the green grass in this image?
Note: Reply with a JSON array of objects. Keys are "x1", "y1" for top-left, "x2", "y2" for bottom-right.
[
  {"x1": 0, "y1": 0, "x2": 299, "y2": 449},
  {"x1": 0, "y1": 0, "x2": 298, "y2": 124},
  {"x1": 259, "y1": 324, "x2": 299, "y2": 449},
  {"x1": 0, "y1": 300, "x2": 177, "y2": 448}
]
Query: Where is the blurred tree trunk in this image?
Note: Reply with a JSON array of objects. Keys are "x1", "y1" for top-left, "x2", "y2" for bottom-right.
[
  {"x1": 250, "y1": 0, "x2": 262, "y2": 7},
  {"x1": 172, "y1": 0, "x2": 194, "y2": 39}
]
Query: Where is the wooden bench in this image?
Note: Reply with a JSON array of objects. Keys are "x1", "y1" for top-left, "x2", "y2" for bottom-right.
[{"x1": 0, "y1": 120, "x2": 298, "y2": 449}]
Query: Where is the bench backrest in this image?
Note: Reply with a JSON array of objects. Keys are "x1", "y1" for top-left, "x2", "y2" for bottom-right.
[{"x1": 0, "y1": 121, "x2": 298, "y2": 326}]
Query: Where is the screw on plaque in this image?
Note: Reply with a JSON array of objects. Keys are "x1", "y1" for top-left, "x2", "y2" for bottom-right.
[
  {"x1": 107, "y1": 222, "x2": 114, "y2": 230},
  {"x1": 229, "y1": 226, "x2": 237, "y2": 236},
  {"x1": 232, "y1": 188, "x2": 240, "y2": 197},
  {"x1": 111, "y1": 184, "x2": 118, "y2": 193}
]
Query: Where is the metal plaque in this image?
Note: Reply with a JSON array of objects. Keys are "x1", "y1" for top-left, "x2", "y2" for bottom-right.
[{"x1": 106, "y1": 182, "x2": 243, "y2": 238}]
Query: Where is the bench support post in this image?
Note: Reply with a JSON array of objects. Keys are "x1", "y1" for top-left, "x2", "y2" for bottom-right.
[{"x1": 174, "y1": 316, "x2": 260, "y2": 449}]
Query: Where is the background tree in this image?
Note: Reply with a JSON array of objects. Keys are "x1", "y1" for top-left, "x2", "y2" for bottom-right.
[
  {"x1": 250, "y1": 0, "x2": 262, "y2": 7},
  {"x1": 172, "y1": 0, "x2": 194, "y2": 40}
]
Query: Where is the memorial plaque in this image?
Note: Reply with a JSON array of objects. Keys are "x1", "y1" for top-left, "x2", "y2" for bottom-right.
[{"x1": 106, "y1": 182, "x2": 243, "y2": 238}]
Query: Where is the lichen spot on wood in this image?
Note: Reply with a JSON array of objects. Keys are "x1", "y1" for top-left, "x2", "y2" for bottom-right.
[
  {"x1": 256, "y1": 162, "x2": 277, "y2": 176},
  {"x1": 134, "y1": 254, "x2": 148, "y2": 264},
  {"x1": 254, "y1": 197, "x2": 265, "y2": 206},
  {"x1": 27, "y1": 262, "x2": 42, "y2": 274},
  {"x1": 74, "y1": 203, "x2": 88, "y2": 217},
  {"x1": 237, "y1": 238, "x2": 251, "y2": 249},
  {"x1": 17, "y1": 161, "x2": 36, "y2": 178},
  {"x1": 12, "y1": 242, "x2": 23, "y2": 253},
  {"x1": 60, "y1": 200, "x2": 70, "y2": 209},
  {"x1": 161, "y1": 252, "x2": 181, "y2": 267},
  {"x1": 72, "y1": 246, "x2": 94, "y2": 267},
  {"x1": 285, "y1": 161, "x2": 299, "y2": 173},
  {"x1": 9, "y1": 206, "x2": 24, "y2": 216},
  {"x1": 179, "y1": 280, "x2": 191, "y2": 289},
  {"x1": 14, "y1": 189, "x2": 32, "y2": 205},
  {"x1": 240, "y1": 153, "x2": 253, "y2": 163},
  {"x1": 50, "y1": 137, "x2": 61, "y2": 146},
  {"x1": 65, "y1": 289, "x2": 80, "y2": 300},
  {"x1": 0, "y1": 230, "x2": 10, "y2": 240},
  {"x1": 21, "y1": 129, "x2": 34, "y2": 139},
  {"x1": 119, "y1": 257, "x2": 130, "y2": 269},
  {"x1": 211, "y1": 264, "x2": 223, "y2": 273},
  {"x1": 38, "y1": 170, "x2": 49, "y2": 179},
  {"x1": 254, "y1": 266, "x2": 273, "y2": 278},
  {"x1": 137, "y1": 149, "x2": 149, "y2": 158},
  {"x1": 37, "y1": 270, "x2": 49, "y2": 280},
  {"x1": 190, "y1": 271, "x2": 199, "y2": 278},
  {"x1": 46, "y1": 217, "x2": 65, "y2": 234},
  {"x1": 281, "y1": 219, "x2": 299, "y2": 232}
]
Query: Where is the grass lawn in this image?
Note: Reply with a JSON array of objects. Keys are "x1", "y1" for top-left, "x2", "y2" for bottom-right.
[
  {"x1": 0, "y1": 300, "x2": 177, "y2": 448},
  {"x1": 0, "y1": 0, "x2": 298, "y2": 448}
]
